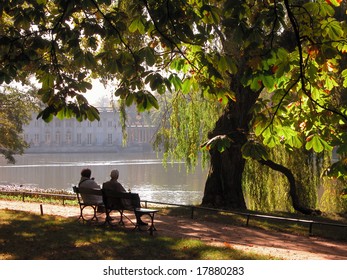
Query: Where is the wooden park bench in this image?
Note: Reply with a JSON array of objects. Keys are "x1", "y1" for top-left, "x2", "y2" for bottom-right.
[
  {"x1": 73, "y1": 186, "x2": 159, "y2": 235},
  {"x1": 102, "y1": 189, "x2": 159, "y2": 235},
  {"x1": 72, "y1": 186, "x2": 104, "y2": 223}
]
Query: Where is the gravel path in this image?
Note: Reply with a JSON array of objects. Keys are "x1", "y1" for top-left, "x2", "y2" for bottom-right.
[{"x1": 1, "y1": 200, "x2": 347, "y2": 260}]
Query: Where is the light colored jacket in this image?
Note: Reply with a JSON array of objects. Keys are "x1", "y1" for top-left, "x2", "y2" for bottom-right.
[{"x1": 79, "y1": 176, "x2": 103, "y2": 204}]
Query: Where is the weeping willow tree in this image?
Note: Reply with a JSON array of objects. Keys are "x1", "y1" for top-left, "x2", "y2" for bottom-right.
[
  {"x1": 153, "y1": 89, "x2": 223, "y2": 170},
  {"x1": 243, "y1": 147, "x2": 321, "y2": 212},
  {"x1": 243, "y1": 146, "x2": 347, "y2": 213},
  {"x1": 320, "y1": 154, "x2": 347, "y2": 213}
]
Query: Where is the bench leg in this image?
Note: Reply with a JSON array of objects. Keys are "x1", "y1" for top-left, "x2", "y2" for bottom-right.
[
  {"x1": 104, "y1": 209, "x2": 126, "y2": 226},
  {"x1": 134, "y1": 212, "x2": 157, "y2": 235},
  {"x1": 148, "y1": 213, "x2": 157, "y2": 236},
  {"x1": 79, "y1": 205, "x2": 99, "y2": 223}
]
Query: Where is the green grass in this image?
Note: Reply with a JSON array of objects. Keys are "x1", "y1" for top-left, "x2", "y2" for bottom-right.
[
  {"x1": 0, "y1": 209, "x2": 277, "y2": 260},
  {"x1": 0, "y1": 191, "x2": 78, "y2": 206}
]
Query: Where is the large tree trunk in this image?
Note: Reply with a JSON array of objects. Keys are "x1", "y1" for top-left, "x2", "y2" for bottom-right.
[
  {"x1": 202, "y1": 141, "x2": 247, "y2": 208},
  {"x1": 201, "y1": 78, "x2": 260, "y2": 209}
]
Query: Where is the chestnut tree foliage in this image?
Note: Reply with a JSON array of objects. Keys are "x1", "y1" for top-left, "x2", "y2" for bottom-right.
[{"x1": 1, "y1": 0, "x2": 347, "y2": 212}]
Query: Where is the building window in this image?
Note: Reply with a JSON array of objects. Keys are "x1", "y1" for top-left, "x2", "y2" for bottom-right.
[
  {"x1": 66, "y1": 132, "x2": 72, "y2": 144},
  {"x1": 107, "y1": 134, "x2": 112, "y2": 145},
  {"x1": 87, "y1": 133, "x2": 92, "y2": 145},
  {"x1": 55, "y1": 132, "x2": 61, "y2": 145},
  {"x1": 108, "y1": 120, "x2": 113, "y2": 127},
  {"x1": 45, "y1": 132, "x2": 51, "y2": 145},
  {"x1": 34, "y1": 134, "x2": 40, "y2": 146},
  {"x1": 98, "y1": 121, "x2": 102, "y2": 127},
  {"x1": 77, "y1": 133, "x2": 82, "y2": 145},
  {"x1": 55, "y1": 120, "x2": 61, "y2": 127},
  {"x1": 87, "y1": 121, "x2": 92, "y2": 127}
]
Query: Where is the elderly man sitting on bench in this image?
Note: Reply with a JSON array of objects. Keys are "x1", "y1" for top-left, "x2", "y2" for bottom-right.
[{"x1": 102, "y1": 169, "x2": 147, "y2": 226}]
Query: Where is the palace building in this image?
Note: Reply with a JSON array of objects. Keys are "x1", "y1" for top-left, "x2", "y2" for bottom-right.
[{"x1": 23, "y1": 107, "x2": 156, "y2": 153}]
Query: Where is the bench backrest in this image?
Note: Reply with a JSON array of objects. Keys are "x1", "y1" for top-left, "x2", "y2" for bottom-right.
[
  {"x1": 73, "y1": 186, "x2": 103, "y2": 205},
  {"x1": 102, "y1": 190, "x2": 140, "y2": 210}
]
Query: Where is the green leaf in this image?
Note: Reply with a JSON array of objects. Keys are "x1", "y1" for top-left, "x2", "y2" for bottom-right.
[
  {"x1": 86, "y1": 106, "x2": 100, "y2": 121},
  {"x1": 106, "y1": 60, "x2": 119, "y2": 74},
  {"x1": 263, "y1": 134, "x2": 279, "y2": 148},
  {"x1": 149, "y1": 74, "x2": 163, "y2": 91},
  {"x1": 261, "y1": 75, "x2": 275, "y2": 90},
  {"x1": 56, "y1": 109, "x2": 65, "y2": 120},
  {"x1": 278, "y1": 126, "x2": 297, "y2": 139},
  {"x1": 145, "y1": 48, "x2": 156, "y2": 67},
  {"x1": 322, "y1": 19, "x2": 344, "y2": 40},
  {"x1": 250, "y1": 77, "x2": 262, "y2": 91},
  {"x1": 241, "y1": 141, "x2": 269, "y2": 161},
  {"x1": 115, "y1": 87, "x2": 130, "y2": 98},
  {"x1": 169, "y1": 74, "x2": 182, "y2": 91},
  {"x1": 129, "y1": 17, "x2": 146, "y2": 34},
  {"x1": 125, "y1": 93, "x2": 134, "y2": 106},
  {"x1": 37, "y1": 106, "x2": 55, "y2": 122},
  {"x1": 286, "y1": 135, "x2": 303, "y2": 149},
  {"x1": 182, "y1": 79, "x2": 192, "y2": 94},
  {"x1": 147, "y1": 93, "x2": 159, "y2": 110},
  {"x1": 342, "y1": 69, "x2": 347, "y2": 88},
  {"x1": 84, "y1": 52, "x2": 97, "y2": 68},
  {"x1": 305, "y1": 135, "x2": 331, "y2": 153},
  {"x1": 41, "y1": 73, "x2": 55, "y2": 89}
]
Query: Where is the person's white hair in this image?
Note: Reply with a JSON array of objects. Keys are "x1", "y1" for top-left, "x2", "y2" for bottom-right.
[{"x1": 110, "y1": 169, "x2": 119, "y2": 179}]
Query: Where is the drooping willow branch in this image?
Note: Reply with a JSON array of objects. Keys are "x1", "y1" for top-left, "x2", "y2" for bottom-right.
[{"x1": 259, "y1": 158, "x2": 321, "y2": 215}]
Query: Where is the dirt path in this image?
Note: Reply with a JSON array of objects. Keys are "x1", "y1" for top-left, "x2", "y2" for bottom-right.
[{"x1": 1, "y1": 200, "x2": 347, "y2": 260}]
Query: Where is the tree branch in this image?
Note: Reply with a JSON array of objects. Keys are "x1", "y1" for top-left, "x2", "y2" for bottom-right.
[
  {"x1": 89, "y1": 0, "x2": 136, "y2": 61},
  {"x1": 141, "y1": 0, "x2": 199, "y2": 72},
  {"x1": 258, "y1": 158, "x2": 321, "y2": 215}
]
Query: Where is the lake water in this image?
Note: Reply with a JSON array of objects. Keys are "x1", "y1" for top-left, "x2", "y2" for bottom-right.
[{"x1": 0, "y1": 153, "x2": 207, "y2": 205}]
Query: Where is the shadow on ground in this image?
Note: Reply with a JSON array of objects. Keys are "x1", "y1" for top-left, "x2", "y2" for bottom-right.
[{"x1": 0, "y1": 209, "x2": 270, "y2": 260}]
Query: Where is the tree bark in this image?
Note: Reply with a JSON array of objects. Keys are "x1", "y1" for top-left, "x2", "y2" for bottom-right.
[
  {"x1": 201, "y1": 74, "x2": 260, "y2": 209},
  {"x1": 202, "y1": 141, "x2": 247, "y2": 209}
]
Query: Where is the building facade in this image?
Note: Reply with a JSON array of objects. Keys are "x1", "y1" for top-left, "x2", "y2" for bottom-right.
[{"x1": 23, "y1": 107, "x2": 156, "y2": 153}]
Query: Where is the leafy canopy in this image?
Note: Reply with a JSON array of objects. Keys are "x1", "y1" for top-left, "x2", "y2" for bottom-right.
[
  {"x1": 0, "y1": 85, "x2": 39, "y2": 163},
  {"x1": 1, "y1": 0, "x2": 347, "y2": 173}
]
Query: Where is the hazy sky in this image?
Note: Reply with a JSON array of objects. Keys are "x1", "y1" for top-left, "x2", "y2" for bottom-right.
[{"x1": 84, "y1": 80, "x2": 114, "y2": 106}]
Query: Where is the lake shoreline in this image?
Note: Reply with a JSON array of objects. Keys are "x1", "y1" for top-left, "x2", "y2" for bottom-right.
[{"x1": 0, "y1": 183, "x2": 72, "y2": 194}]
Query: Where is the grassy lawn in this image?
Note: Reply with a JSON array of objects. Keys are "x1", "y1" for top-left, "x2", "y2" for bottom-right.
[{"x1": 0, "y1": 209, "x2": 277, "y2": 260}]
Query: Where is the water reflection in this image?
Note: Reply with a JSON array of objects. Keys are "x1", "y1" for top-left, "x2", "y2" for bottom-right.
[{"x1": 0, "y1": 153, "x2": 207, "y2": 205}]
